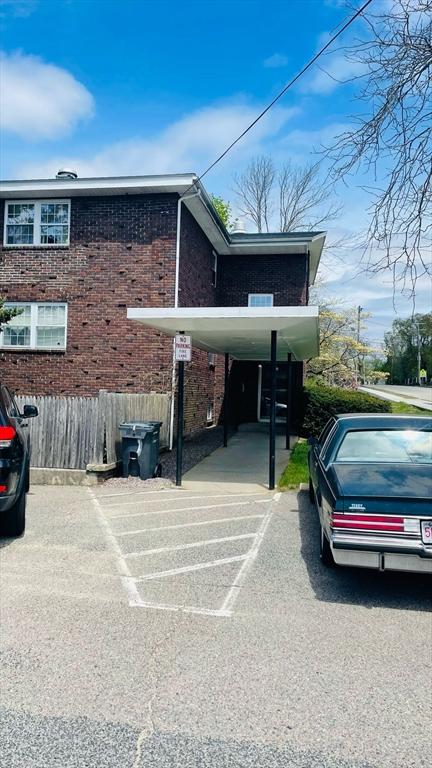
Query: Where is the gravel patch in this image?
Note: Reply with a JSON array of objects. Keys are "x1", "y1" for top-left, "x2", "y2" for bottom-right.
[
  {"x1": 101, "y1": 476, "x2": 173, "y2": 490},
  {"x1": 102, "y1": 426, "x2": 225, "y2": 489}
]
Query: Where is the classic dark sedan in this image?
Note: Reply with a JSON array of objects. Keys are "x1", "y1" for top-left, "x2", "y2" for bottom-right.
[
  {"x1": 0, "y1": 385, "x2": 38, "y2": 537},
  {"x1": 308, "y1": 414, "x2": 432, "y2": 573}
]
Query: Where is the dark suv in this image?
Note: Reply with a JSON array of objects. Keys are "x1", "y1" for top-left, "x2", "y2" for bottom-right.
[{"x1": 0, "y1": 385, "x2": 38, "y2": 537}]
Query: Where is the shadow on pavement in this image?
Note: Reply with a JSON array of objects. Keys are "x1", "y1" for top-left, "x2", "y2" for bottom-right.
[
  {"x1": 297, "y1": 491, "x2": 432, "y2": 612},
  {"x1": 0, "y1": 707, "x2": 376, "y2": 768}
]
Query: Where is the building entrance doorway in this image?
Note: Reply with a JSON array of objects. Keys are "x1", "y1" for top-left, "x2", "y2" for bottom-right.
[{"x1": 258, "y1": 363, "x2": 288, "y2": 422}]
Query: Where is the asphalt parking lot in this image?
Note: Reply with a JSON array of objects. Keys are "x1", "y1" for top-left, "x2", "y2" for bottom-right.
[{"x1": 0, "y1": 484, "x2": 431, "y2": 768}]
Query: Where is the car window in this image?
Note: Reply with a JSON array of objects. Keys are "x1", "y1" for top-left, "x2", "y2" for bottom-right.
[
  {"x1": 335, "y1": 429, "x2": 432, "y2": 464},
  {"x1": 1, "y1": 386, "x2": 20, "y2": 419},
  {"x1": 318, "y1": 419, "x2": 335, "y2": 449}
]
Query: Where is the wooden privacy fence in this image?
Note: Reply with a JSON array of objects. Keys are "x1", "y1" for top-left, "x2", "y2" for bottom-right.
[{"x1": 16, "y1": 391, "x2": 171, "y2": 470}]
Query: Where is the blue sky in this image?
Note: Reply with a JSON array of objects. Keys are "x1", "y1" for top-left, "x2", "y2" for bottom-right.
[{"x1": 1, "y1": 0, "x2": 430, "y2": 347}]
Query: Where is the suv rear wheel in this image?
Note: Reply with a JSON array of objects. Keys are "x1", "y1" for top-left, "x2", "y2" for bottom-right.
[{"x1": 1, "y1": 492, "x2": 26, "y2": 537}]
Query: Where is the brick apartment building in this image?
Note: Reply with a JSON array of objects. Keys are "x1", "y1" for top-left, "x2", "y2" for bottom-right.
[{"x1": 0, "y1": 172, "x2": 325, "y2": 442}]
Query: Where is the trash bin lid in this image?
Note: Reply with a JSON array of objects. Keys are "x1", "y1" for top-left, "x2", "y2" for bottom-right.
[{"x1": 119, "y1": 420, "x2": 162, "y2": 432}]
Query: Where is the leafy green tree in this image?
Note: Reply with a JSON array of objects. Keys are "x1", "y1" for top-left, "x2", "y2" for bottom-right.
[
  {"x1": 382, "y1": 313, "x2": 432, "y2": 383},
  {"x1": 0, "y1": 299, "x2": 21, "y2": 332},
  {"x1": 210, "y1": 195, "x2": 231, "y2": 229}
]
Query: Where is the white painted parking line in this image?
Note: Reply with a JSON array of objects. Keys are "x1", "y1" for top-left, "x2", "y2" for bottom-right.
[
  {"x1": 128, "y1": 598, "x2": 230, "y2": 618},
  {"x1": 109, "y1": 498, "x2": 272, "y2": 519},
  {"x1": 88, "y1": 490, "x2": 143, "y2": 606},
  {"x1": 124, "y1": 533, "x2": 255, "y2": 558},
  {"x1": 220, "y1": 498, "x2": 277, "y2": 616},
  {"x1": 88, "y1": 487, "x2": 278, "y2": 619},
  {"x1": 133, "y1": 554, "x2": 248, "y2": 582},
  {"x1": 95, "y1": 489, "x2": 181, "y2": 500},
  {"x1": 115, "y1": 513, "x2": 266, "y2": 537},
  {"x1": 101, "y1": 492, "x2": 266, "y2": 509}
]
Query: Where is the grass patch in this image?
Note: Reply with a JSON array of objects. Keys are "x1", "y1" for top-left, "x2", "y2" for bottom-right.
[
  {"x1": 279, "y1": 438, "x2": 309, "y2": 490},
  {"x1": 390, "y1": 401, "x2": 429, "y2": 414}
]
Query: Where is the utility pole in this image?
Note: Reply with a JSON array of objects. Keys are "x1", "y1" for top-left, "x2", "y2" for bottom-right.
[
  {"x1": 412, "y1": 319, "x2": 428, "y2": 385},
  {"x1": 416, "y1": 321, "x2": 421, "y2": 385},
  {"x1": 356, "y1": 305, "x2": 362, "y2": 386}
]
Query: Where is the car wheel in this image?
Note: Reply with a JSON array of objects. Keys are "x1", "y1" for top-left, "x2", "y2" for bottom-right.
[
  {"x1": 308, "y1": 477, "x2": 315, "y2": 503},
  {"x1": 320, "y1": 524, "x2": 334, "y2": 567},
  {"x1": 1, "y1": 492, "x2": 26, "y2": 538}
]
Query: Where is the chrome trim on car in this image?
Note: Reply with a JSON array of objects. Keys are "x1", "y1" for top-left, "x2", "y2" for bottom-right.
[{"x1": 331, "y1": 531, "x2": 432, "y2": 558}]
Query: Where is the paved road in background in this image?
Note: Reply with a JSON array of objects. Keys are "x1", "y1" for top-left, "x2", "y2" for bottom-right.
[
  {"x1": 1, "y1": 485, "x2": 431, "y2": 768},
  {"x1": 361, "y1": 384, "x2": 432, "y2": 411}
]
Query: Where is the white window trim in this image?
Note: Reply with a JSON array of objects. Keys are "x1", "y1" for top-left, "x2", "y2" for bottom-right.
[
  {"x1": 3, "y1": 199, "x2": 71, "y2": 247},
  {"x1": 0, "y1": 302, "x2": 68, "y2": 351},
  {"x1": 248, "y1": 293, "x2": 274, "y2": 307}
]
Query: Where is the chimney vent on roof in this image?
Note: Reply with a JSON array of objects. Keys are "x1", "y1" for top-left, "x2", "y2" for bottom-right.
[
  {"x1": 230, "y1": 217, "x2": 246, "y2": 234},
  {"x1": 56, "y1": 169, "x2": 78, "y2": 180}
]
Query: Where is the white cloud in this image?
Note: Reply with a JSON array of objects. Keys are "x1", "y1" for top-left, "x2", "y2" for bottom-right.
[
  {"x1": 263, "y1": 53, "x2": 289, "y2": 69},
  {"x1": 16, "y1": 100, "x2": 299, "y2": 179},
  {"x1": 303, "y1": 54, "x2": 365, "y2": 94},
  {"x1": 0, "y1": 51, "x2": 94, "y2": 140}
]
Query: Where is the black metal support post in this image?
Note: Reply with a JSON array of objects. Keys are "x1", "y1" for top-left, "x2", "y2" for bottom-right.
[
  {"x1": 269, "y1": 330, "x2": 277, "y2": 490},
  {"x1": 176, "y1": 360, "x2": 184, "y2": 486},
  {"x1": 286, "y1": 352, "x2": 292, "y2": 450},
  {"x1": 223, "y1": 352, "x2": 229, "y2": 447}
]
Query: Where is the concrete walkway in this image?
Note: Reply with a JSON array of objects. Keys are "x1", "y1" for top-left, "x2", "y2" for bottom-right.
[{"x1": 182, "y1": 425, "x2": 290, "y2": 494}]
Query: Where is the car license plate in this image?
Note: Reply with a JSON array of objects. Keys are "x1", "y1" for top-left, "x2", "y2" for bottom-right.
[{"x1": 420, "y1": 521, "x2": 432, "y2": 545}]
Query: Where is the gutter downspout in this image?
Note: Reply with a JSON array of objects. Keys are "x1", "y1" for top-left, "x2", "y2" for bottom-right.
[{"x1": 169, "y1": 189, "x2": 200, "y2": 450}]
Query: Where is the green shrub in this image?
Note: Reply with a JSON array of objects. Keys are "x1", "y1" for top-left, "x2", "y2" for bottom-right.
[{"x1": 301, "y1": 381, "x2": 391, "y2": 438}]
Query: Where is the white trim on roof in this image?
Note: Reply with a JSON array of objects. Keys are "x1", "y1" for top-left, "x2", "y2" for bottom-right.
[{"x1": 0, "y1": 174, "x2": 326, "y2": 282}]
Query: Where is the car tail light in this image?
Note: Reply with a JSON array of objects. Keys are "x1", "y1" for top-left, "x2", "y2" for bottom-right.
[
  {"x1": 0, "y1": 485, "x2": 6, "y2": 493},
  {"x1": 331, "y1": 512, "x2": 405, "y2": 533},
  {"x1": 0, "y1": 425, "x2": 16, "y2": 448}
]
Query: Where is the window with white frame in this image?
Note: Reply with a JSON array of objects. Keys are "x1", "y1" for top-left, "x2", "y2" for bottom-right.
[
  {"x1": 206, "y1": 404, "x2": 214, "y2": 423},
  {"x1": 248, "y1": 294, "x2": 274, "y2": 307},
  {"x1": 4, "y1": 200, "x2": 70, "y2": 246},
  {"x1": 0, "y1": 303, "x2": 67, "y2": 350}
]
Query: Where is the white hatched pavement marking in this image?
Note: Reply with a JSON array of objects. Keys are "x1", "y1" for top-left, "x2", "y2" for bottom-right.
[
  {"x1": 115, "y1": 513, "x2": 265, "y2": 537},
  {"x1": 133, "y1": 554, "x2": 248, "y2": 582},
  {"x1": 124, "y1": 533, "x2": 255, "y2": 558},
  {"x1": 101, "y1": 492, "x2": 266, "y2": 509},
  {"x1": 88, "y1": 487, "x2": 278, "y2": 618},
  {"x1": 88, "y1": 489, "x2": 143, "y2": 606},
  {"x1": 126, "y1": 599, "x2": 231, "y2": 617},
  {"x1": 96, "y1": 489, "x2": 182, "y2": 500},
  {"x1": 220, "y1": 492, "x2": 280, "y2": 615},
  {"x1": 109, "y1": 498, "x2": 272, "y2": 519}
]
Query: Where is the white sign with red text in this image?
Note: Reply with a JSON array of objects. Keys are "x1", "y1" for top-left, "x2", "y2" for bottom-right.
[{"x1": 175, "y1": 334, "x2": 192, "y2": 362}]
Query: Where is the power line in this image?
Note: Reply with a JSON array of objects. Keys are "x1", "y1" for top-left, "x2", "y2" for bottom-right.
[{"x1": 182, "y1": 0, "x2": 374, "y2": 196}]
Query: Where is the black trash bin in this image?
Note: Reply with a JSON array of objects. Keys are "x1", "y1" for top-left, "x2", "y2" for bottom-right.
[{"x1": 119, "y1": 421, "x2": 163, "y2": 480}]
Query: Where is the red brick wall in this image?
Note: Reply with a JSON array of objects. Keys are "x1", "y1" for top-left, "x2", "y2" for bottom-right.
[
  {"x1": 0, "y1": 195, "x2": 177, "y2": 397},
  {"x1": 217, "y1": 253, "x2": 308, "y2": 306}
]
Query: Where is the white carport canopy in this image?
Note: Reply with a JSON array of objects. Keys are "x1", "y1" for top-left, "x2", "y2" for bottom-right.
[{"x1": 127, "y1": 306, "x2": 319, "y2": 360}]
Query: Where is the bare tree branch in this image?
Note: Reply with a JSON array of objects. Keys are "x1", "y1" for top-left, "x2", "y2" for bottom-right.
[
  {"x1": 325, "y1": 0, "x2": 432, "y2": 295},
  {"x1": 233, "y1": 156, "x2": 342, "y2": 232},
  {"x1": 232, "y1": 156, "x2": 275, "y2": 233}
]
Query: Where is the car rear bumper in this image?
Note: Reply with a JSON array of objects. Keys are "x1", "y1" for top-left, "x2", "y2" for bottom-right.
[{"x1": 331, "y1": 533, "x2": 432, "y2": 574}]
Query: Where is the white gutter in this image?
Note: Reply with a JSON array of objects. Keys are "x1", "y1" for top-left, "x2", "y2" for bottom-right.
[{"x1": 169, "y1": 188, "x2": 201, "y2": 449}]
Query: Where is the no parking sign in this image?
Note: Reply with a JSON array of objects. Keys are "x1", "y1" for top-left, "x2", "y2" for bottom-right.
[{"x1": 175, "y1": 334, "x2": 192, "y2": 362}]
